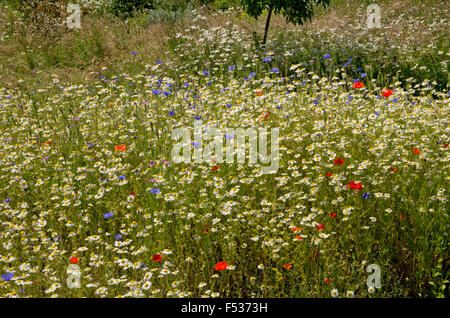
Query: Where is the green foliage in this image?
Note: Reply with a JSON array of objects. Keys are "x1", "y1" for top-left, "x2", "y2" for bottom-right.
[
  {"x1": 110, "y1": 0, "x2": 155, "y2": 18},
  {"x1": 241, "y1": 0, "x2": 331, "y2": 24}
]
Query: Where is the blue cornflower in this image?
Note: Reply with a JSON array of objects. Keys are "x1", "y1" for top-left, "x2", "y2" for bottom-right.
[
  {"x1": 226, "y1": 103, "x2": 232, "y2": 108},
  {"x1": 156, "y1": 61, "x2": 162, "y2": 64},
  {"x1": 276, "y1": 105, "x2": 282, "y2": 109},
  {"x1": 152, "y1": 90, "x2": 160, "y2": 95},
  {"x1": 362, "y1": 192, "x2": 370, "y2": 199},
  {"x1": 224, "y1": 134, "x2": 235, "y2": 139},
  {"x1": 348, "y1": 58, "x2": 353, "y2": 62},
  {"x1": 203, "y1": 70, "x2": 209, "y2": 76},
  {"x1": 195, "y1": 116, "x2": 202, "y2": 120},
  {"x1": 228, "y1": 65, "x2": 235, "y2": 71},
  {"x1": 151, "y1": 188, "x2": 160, "y2": 194},
  {"x1": 192, "y1": 141, "x2": 200, "y2": 148},
  {"x1": 2, "y1": 273, "x2": 13, "y2": 281},
  {"x1": 3, "y1": 198, "x2": 11, "y2": 204},
  {"x1": 263, "y1": 57, "x2": 271, "y2": 62},
  {"x1": 103, "y1": 212, "x2": 114, "y2": 219},
  {"x1": 118, "y1": 176, "x2": 126, "y2": 180},
  {"x1": 354, "y1": 78, "x2": 360, "y2": 82},
  {"x1": 132, "y1": 51, "x2": 137, "y2": 55},
  {"x1": 356, "y1": 68, "x2": 362, "y2": 72},
  {"x1": 115, "y1": 234, "x2": 122, "y2": 240},
  {"x1": 169, "y1": 111, "x2": 175, "y2": 116},
  {"x1": 361, "y1": 73, "x2": 367, "y2": 78},
  {"x1": 271, "y1": 68, "x2": 279, "y2": 73},
  {"x1": 163, "y1": 91, "x2": 170, "y2": 96},
  {"x1": 323, "y1": 53, "x2": 330, "y2": 59},
  {"x1": 248, "y1": 72, "x2": 256, "y2": 78}
]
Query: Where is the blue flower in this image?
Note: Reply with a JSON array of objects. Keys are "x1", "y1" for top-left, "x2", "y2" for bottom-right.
[
  {"x1": 356, "y1": 68, "x2": 362, "y2": 72},
  {"x1": 203, "y1": 70, "x2": 209, "y2": 76},
  {"x1": 361, "y1": 73, "x2": 367, "y2": 78},
  {"x1": 3, "y1": 198, "x2": 11, "y2": 204},
  {"x1": 169, "y1": 111, "x2": 175, "y2": 116},
  {"x1": 348, "y1": 58, "x2": 353, "y2": 62},
  {"x1": 323, "y1": 53, "x2": 330, "y2": 59},
  {"x1": 228, "y1": 65, "x2": 235, "y2": 71},
  {"x1": 103, "y1": 211, "x2": 114, "y2": 219},
  {"x1": 2, "y1": 273, "x2": 13, "y2": 281},
  {"x1": 263, "y1": 57, "x2": 271, "y2": 62},
  {"x1": 362, "y1": 192, "x2": 370, "y2": 199},
  {"x1": 152, "y1": 90, "x2": 160, "y2": 95},
  {"x1": 151, "y1": 188, "x2": 160, "y2": 194},
  {"x1": 270, "y1": 68, "x2": 279, "y2": 73},
  {"x1": 118, "y1": 176, "x2": 126, "y2": 180},
  {"x1": 131, "y1": 51, "x2": 137, "y2": 55},
  {"x1": 163, "y1": 91, "x2": 170, "y2": 96},
  {"x1": 224, "y1": 134, "x2": 235, "y2": 139},
  {"x1": 195, "y1": 116, "x2": 202, "y2": 120},
  {"x1": 375, "y1": 112, "x2": 380, "y2": 116},
  {"x1": 156, "y1": 61, "x2": 162, "y2": 65},
  {"x1": 115, "y1": 234, "x2": 122, "y2": 240},
  {"x1": 226, "y1": 103, "x2": 232, "y2": 108},
  {"x1": 192, "y1": 141, "x2": 200, "y2": 148},
  {"x1": 354, "y1": 78, "x2": 360, "y2": 82},
  {"x1": 248, "y1": 72, "x2": 256, "y2": 78}
]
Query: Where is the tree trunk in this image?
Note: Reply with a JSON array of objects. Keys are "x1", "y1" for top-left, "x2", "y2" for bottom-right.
[{"x1": 262, "y1": 6, "x2": 273, "y2": 46}]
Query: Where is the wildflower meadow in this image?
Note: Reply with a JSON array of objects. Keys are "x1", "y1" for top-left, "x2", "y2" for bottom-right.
[{"x1": 0, "y1": 0, "x2": 448, "y2": 299}]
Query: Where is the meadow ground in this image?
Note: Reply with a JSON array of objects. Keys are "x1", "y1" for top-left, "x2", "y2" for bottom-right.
[{"x1": 0, "y1": 0, "x2": 448, "y2": 298}]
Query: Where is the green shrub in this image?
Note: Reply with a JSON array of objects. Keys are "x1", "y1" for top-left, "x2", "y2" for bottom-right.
[{"x1": 110, "y1": 0, "x2": 155, "y2": 18}]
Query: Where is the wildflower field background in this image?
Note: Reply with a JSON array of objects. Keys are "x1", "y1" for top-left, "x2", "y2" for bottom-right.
[{"x1": 0, "y1": 0, "x2": 448, "y2": 298}]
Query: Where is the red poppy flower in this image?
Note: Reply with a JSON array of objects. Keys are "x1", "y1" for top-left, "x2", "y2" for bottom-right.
[
  {"x1": 329, "y1": 212, "x2": 337, "y2": 218},
  {"x1": 325, "y1": 278, "x2": 330, "y2": 284},
  {"x1": 215, "y1": 261, "x2": 229, "y2": 271},
  {"x1": 291, "y1": 227, "x2": 302, "y2": 232},
  {"x1": 257, "y1": 90, "x2": 263, "y2": 96},
  {"x1": 347, "y1": 181, "x2": 363, "y2": 191},
  {"x1": 353, "y1": 81, "x2": 364, "y2": 89},
  {"x1": 130, "y1": 191, "x2": 136, "y2": 195},
  {"x1": 443, "y1": 144, "x2": 448, "y2": 148},
  {"x1": 115, "y1": 144, "x2": 127, "y2": 152},
  {"x1": 325, "y1": 172, "x2": 333, "y2": 177},
  {"x1": 316, "y1": 223, "x2": 325, "y2": 231},
  {"x1": 264, "y1": 111, "x2": 270, "y2": 120},
  {"x1": 390, "y1": 167, "x2": 398, "y2": 173},
  {"x1": 334, "y1": 158, "x2": 345, "y2": 165},
  {"x1": 70, "y1": 257, "x2": 78, "y2": 264},
  {"x1": 381, "y1": 89, "x2": 393, "y2": 98},
  {"x1": 295, "y1": 235, "x2": 302, "y2": 240},
  {"x1": 152, "y1": 254, "x2": 162, "y2": 262},
  {"x1": 400, "y1": 214, "x2": 404, "y2": 220},
  {"x1": 283, "y1": 264, "x2": 292, "y2": 269},
  {"x1": 212, "y1": 165, "x2": 219, "y2": 172},
  {"x1": 412, "y1": 148, "x2": 420, "y2": 155}
]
